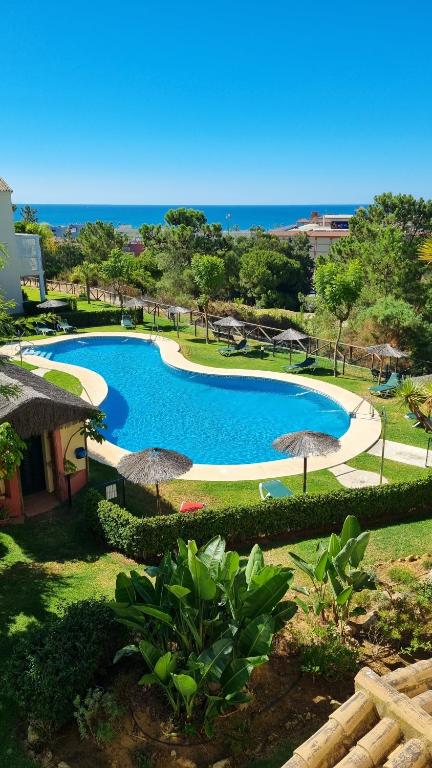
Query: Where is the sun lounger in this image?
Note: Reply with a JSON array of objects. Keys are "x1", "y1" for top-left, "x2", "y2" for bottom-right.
[
  {"x1": 405, "y1": 412, "x2": 421, "y2": 428},
  {"x1": 121, "y1": 314, "x2": 135, "y2": 329},
  {"x1": 259, "y1": 479, "x2": 294, "y2": 500},
  {"x1": 34, "y1": 324, "x2": 56, "y2": 335},
  {"x1": 282, "y1": 356, "x2": 316, "y2": 373},
  {"x1": 218, "y1": 338, "x2": 250, "y2": 356},
  {"x1": 369, "y1": 372, "x2": 400, "y2": 396},
  {"x1": 180, "y1": 501, "x2": 205, "y2": 513},
  {"x1": 57, "y1": 318, "x2": 76, "y2": 332}
]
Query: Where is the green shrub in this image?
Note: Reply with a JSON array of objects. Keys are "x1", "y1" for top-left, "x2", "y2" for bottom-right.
[
  {"x1": 299, "y1": 624, "x2": 359, "y2": 679},
  {"x1": 84, "y1": 474, "x2": 432, "y2": 561},
  {"x1": 387, "y1": 566, "x2": 416, "y2": 585},
  {"x1": 376, "y1": 588, "x2": 432, "y2": 656},
  {"x1": 62, "y1": 307, "x2": 122, "y2": 327},
  {"x1": 4, "y1": 599, "x2": 126, "y2": 731},
  {"x1": 74, "y1": 688, "x2": 122, "y2": 744}
]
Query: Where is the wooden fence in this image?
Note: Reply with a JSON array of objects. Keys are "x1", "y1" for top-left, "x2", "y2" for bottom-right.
[{"x1": 21, "y1": 277, "x2": 432, "y2": 376}]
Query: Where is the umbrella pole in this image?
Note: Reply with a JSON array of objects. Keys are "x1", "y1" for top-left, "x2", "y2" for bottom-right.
[
  {"x1": 155, "y1": 481, "x2": 161, "y2": 514},
  {"x1": 379, "y1": 357, "x2": 384, "y2": 384},
  {"x1": 303, "y1": 456, "x2": 307, "y2": 494},
  {"x1": 290, "y1": 341, "x2": 292, "y2": 364}
]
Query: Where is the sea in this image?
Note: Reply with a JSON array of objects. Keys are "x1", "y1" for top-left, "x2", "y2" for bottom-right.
[{"x1": 13, "y1": 203, "x2": 364, "y2": 231}]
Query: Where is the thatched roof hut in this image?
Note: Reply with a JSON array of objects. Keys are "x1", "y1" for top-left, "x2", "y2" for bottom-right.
[{"x1": 0, "y1": 362, "x2": 96, "y2": 439}]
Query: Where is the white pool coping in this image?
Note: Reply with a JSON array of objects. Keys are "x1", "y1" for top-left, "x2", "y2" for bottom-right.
[{"x1": 2, "y1": 331, "x2": 382, "y2": 481}]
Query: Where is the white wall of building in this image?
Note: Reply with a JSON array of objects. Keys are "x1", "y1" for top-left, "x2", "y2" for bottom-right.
[{"x1": 0, "y1": 187, "x2": 23, "y2": 313}]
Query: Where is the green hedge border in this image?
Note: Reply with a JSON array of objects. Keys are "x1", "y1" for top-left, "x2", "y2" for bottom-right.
[{"x1": 84, "y1": 474, "x2": 432, "y2": 560}]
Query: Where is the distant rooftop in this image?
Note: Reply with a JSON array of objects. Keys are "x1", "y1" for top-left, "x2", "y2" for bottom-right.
[{"x1": 0, "y1": 177, "x2": 13, "y2": 193}]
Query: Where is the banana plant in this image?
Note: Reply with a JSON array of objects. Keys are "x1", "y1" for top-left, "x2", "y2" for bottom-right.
[
  {"x1": 110, "y1": 536, "x2": 296, "y2": 731},
  {"x1": 289, "y1": 515, "x2": 375, "y2": 637}
]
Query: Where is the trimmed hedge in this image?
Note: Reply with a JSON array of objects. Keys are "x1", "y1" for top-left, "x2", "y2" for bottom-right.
[
  {"x1": 62, "y1": 307, "x2": 122, "y2": 327},
  {"x1": 84, "y1": 474, "x2": 432, "y2": 560}
]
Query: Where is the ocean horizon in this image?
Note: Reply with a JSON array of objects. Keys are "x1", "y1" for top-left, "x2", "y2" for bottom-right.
[{"x1": 13, "y1": 203, "x2": 365, "y2": 231}]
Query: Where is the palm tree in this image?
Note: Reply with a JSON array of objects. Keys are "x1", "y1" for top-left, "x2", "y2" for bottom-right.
[
  {"x1": 418, "y1": 237, "x2": 432, "y2": 263},
  {"x1": 395, "y1": 379, "x2": 431, "y2": 431}
]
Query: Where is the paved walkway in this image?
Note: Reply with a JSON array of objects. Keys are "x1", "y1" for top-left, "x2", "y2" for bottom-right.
[
  {"x1": 368, "y1": 439, "x2": 431, "y2": 468},
  {"x1": 330, "y1": 463, "x2": 388, "y2": 488}
]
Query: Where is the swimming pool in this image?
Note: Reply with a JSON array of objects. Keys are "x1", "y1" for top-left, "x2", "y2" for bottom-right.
[{"x1": 32, "y1": 335, "x2": 350, "y2": 465}]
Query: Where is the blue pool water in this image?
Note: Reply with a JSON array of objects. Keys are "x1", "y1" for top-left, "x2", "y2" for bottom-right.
[{"x1": 33, "y1": 336, "x2": 350, "y2": 465}]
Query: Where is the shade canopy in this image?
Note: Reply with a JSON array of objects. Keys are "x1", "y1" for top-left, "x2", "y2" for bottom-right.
[
  {"x1": 124, "y1": 297, "x2": 147, "y2": 309},
  {"x1": 272, "y1": 430, "x2": 341, "y2": 458},
  {"x1": 37, "y1": 299, "x2": 68, "y2": 309},
  {"x1": 0, "y1": 362, "x2": 96, "y2": 439},
  {"x1": 366, "y1": 343, "x2": 408, "y2": 359},
  {"x1": 213, "y1": 315, "x2": 245, "y2": 328},
  {"x1": 118, "y1": 447, "x2": 193, "y2": 485},
  {"x1": 168, "y1": 305, "x2": 190, "y2": 315},
  {"x1": 272, "y1": 329, "x2": 309, "y2": 343}
]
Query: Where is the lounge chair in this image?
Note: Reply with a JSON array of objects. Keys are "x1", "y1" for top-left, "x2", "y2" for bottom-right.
[
  {"x1": 218, "y1": 338, "x2": 250, "y2": 356},
  {"x1": 259, "y1": 479, "x2": 294, "y2": 500},
  {"x1": 121, "y1": 314, "x2": 135, "y2": 329},
  {"x1": 57, "y1": 318, "x2": 76, "y2": 333},
  {"x1": 369, "y1": 372, "x2": 400, "y2": 396},
  {"x1": 180, "y1": 501, "x2": 205, "y2": 513},
  {"x1": 405, "y1": 412, "x2": 421, "y2": 428},
  {"x1": 283, "y1": 356, "x2": 316, "y2": 373},
  {"x1": 34, "y1": 323, "x2": 56, "y2": 336}
]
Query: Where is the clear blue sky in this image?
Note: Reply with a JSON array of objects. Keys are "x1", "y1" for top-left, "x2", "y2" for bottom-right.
[{"x1": 1, "y1": 0, "x2": 431, "y2": 204}]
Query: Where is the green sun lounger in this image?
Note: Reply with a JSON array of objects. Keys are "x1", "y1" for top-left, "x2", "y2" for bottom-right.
[
  {"x1": 282, "y1": 356, "x2": 316, "y2": 373},
  {"x1": 34, "y1": 324, "x2": 56, "y2": 336},
  {"x1": 259, "y1": 479, "x2": 294, "y2": 500},
  {"x1": 219, "y1": 338, "x2": 250, "y2": 356},
  {"x1": 121, "y1": 315, "x2": 135, "y2": 329},
  {"x1": 369, "y1": 372, "x2": 400, "y2": 396}
]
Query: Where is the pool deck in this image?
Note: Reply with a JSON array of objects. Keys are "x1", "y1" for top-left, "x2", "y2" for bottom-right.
[{"x1": 2, "y1": 331, "x2": 382, "y2": 482}]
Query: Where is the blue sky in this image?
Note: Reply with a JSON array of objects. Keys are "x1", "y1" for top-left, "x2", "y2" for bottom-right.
[{"x1": 1, "y1": 0, "x2": 431, "y2": 204}]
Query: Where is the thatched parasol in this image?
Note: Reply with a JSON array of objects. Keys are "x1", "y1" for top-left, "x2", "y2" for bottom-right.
[
  {"x1": 272, "y1": 328, "x2": 309, "y2": 362},
  {"x1": 37, "y1": 299, "x2": 68, "y2": 309},
  {"x1": 118, "y1": 447, "x2": 193, "y2": 514},
  {"x1": 124, "y1": 297, "x2": 147, "y2": 309},
  {"x1": 213, "y1": 315, "x2": 245, "y2": 342},
  {"x1": 366, "y1": 343, "x2": 408, "y2": 383},
  {"x1": 168, "y1": 305, "x2": 190, "y2": 337},
  {"x1": 272, "y1": 430, "x2": 341, "y2": 493}
]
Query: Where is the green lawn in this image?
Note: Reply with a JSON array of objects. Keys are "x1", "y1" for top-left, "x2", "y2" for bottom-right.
[
  {"x1": 43, "y1": 369, "x2": 83, "y2": 395},
  {"x1": 8, "y1": 359, "x2": 38, "y2": 371}
]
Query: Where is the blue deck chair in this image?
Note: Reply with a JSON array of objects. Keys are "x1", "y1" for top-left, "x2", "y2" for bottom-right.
[
  {"x1": 218, "y1": 338, "x2": 251, "y2": 356},
  {"x1": 121, "y1": 314, "x2": 135, "y2": 329},
  {"x1": 57, "y1": 318, "x2": 76, "y2": 332},
  {"x1": 34, "y1": 323, "x2": 56, "y2": 336},
  {"x1": 283, "y1": 356, "x2": 316, "y2": 373},
  {"x1": 259, "y1": 479, "x2": 294, "y2": 500}
]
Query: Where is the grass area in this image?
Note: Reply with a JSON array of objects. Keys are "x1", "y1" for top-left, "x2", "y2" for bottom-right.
[
  {"x1": 24, "y1": 285, "x2": 115, "y2": 313},
  {"x1": 43, "y1": 369, "x2": 83, "y2": 396},
  {"x1": 8, "y1": 359, "x2": 38, "y2": 371}
]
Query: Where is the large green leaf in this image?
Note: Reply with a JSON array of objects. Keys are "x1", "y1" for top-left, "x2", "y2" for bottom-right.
[
  {"x1": 113, "y1": 644, "x2": 139, "y2": 664},
  {"x1": 340, "y1": 515, "x2": 361, "y2": 547},
  {"x1": 238, "y1": 615, "x2": 275, "y2": 657},
  {"x1": 197, "y1": 536, "x2": 226, "y2": 578},
  {"x1": 241, "y1": 572, "x2": 291, "y2": 619},
  {"x1": 166, "y1": 584, "x2": 191, "y2": 600},
  {"x1": 115, "y1": 572, "x2": 135, "y2": 603},
  {"x1": 349, "y1": 569, "x2": 376, "y2": 591},
  {"x1": 349, "y1": 531, "x2": 370, "y2": 568},
  {"x1": 327, "y1": 533, "x2": 341, "y2": 558},
  {"x1": 314, "y1": 550, "x2": 329, "y2": 582},
  {"x1": 130, "y1": 570, "x2": 155, "y2": 603},
  {"x1": 334, "y1": 539, "x2": 356, "y2": 574},
  {"x1": 196, "y1": 637, "x2": 233, "y2": 681},
  {"x1": 177, "y1": 538, "x2": 189, "y2": 561},
  {"x1": 133, "y1": 604, "x2": 173, "y2": 625},
  {"x1": 271, "y1": 600, "x2": 297, "y2": 631},
  {"x1": 245, "y1": 544, "x2": 264, "y2": 585},
  {"x1": 172, "y1": 674, "x2": 197, "y2": 702},
  {"x1": 138, "y1": 672, "x2": 158, "y2": 686},
  {"x1": 289, "y1": 552, "x2": 315, "y2": 582},
  {"x1": 138, "y1": 639, "x2": 160, "y2": 671},
  {"x1": 249, "y1": 565, "x2": 282, "y2": 589},
  {"x1": 220, "y1": 659, "x2": 254, "y2": 696},
  {"x1": 187, "y1": 547, "x2": 217, "y2": 601},
  {"x1": 155, "y1": 651, "x2": 177, "y2": 682},
  {"x1": 336, "y1": 586, "x2": 353, "y2": 606},
  {"x1": 219, "y1": 551, "x2": 240, "y2": 586}
]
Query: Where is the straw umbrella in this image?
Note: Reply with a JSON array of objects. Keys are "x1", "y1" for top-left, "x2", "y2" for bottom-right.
[
  {"x1": 124, "y1": 296, "x2": 146, "y2": 324},
  {"x1": 213, "y1": 315, "x2": 245, "y2": 343},
  {"x1": 168, "y1": 305, "x2": 190, "y2": 338},
  {"x1": 272, "y1": 430, "x2": 341, "y2": 493},
  {"x1": 117, "y1": 447, "x2": 193, "y2": 514},
  {"x1": 272, "y1": 328, "x2": 309, "y2": 362},
  {"x1": 366, "y1": 343, "x2": 408, "y2": 383}
]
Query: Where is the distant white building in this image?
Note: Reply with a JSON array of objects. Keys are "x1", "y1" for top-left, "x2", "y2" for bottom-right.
[
  {"x1": 270, "y1": 212, "x2": 353, "y2": 259},
  {"x1": 0, "y1": 177, "x2": 45, "y2": 313}
]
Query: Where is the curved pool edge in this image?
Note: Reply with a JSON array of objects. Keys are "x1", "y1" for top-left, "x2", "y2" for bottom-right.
[{"x1": 2, "y1": 331, "x2": 382, "y2": 481}]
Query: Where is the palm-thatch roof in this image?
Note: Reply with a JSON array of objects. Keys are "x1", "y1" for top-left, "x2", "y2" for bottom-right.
[
  {"x1": 272, "y1": 329, "x2": 309, "y2": 342},
  {"x1": 37, "y1": 299, "x2": 68, "y2": 309},
  {"x1": 123, "y1": 297, "x2": 147, "y2": 309},
  {"x1": 366, "y1": 343, "x2": 408, "y2": 359},
  {"x1": 213, "y1": 315, "x2": 245, "y2": 328},
  {"x1": 272, "y1": 430, "x2": 341, "y2": 457},
  {"x1": 118, "y1": 447, "x2": 193, "y2": 484},
  {"x1": 0, "y1": 362, "x2": 97, "y2": 439}
]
